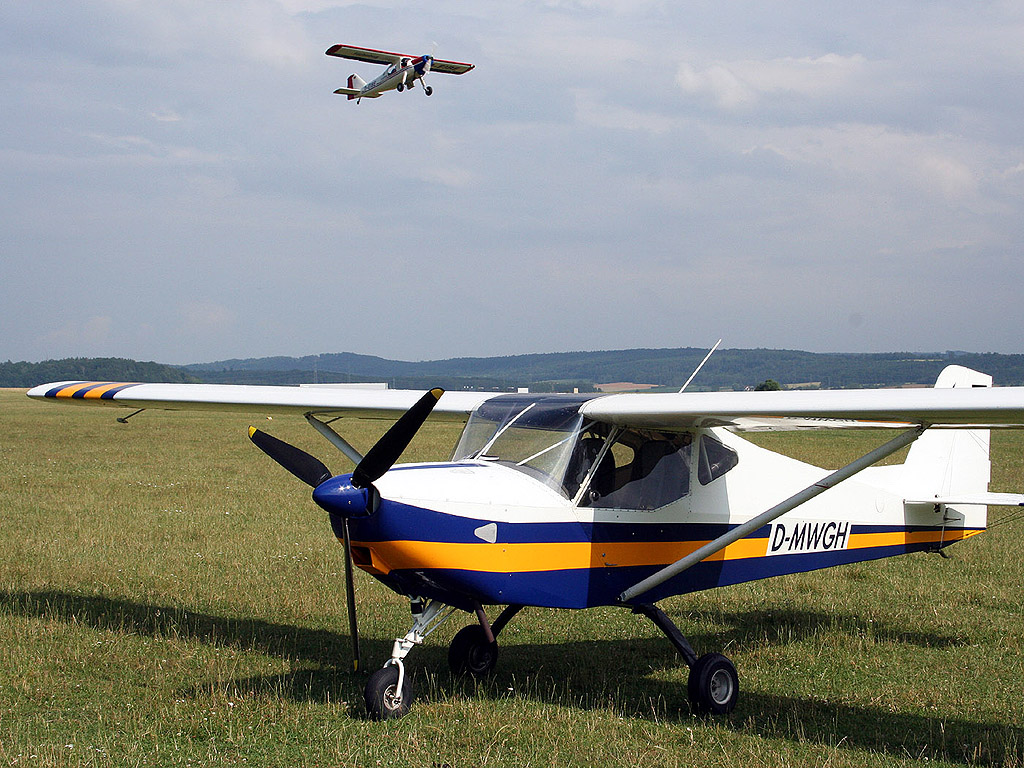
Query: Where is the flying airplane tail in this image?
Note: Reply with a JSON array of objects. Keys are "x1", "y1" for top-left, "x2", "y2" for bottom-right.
[{"x1": 346, "y1": 73, "x2": 366, "y2": 100}]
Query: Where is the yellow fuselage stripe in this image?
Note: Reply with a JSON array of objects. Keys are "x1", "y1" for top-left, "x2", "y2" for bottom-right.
[{"x1": 351, "y1": 528, "x2": 981, "y2": 575}]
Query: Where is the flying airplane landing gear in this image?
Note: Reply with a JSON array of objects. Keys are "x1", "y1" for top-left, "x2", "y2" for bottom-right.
[
  {"x1": 424, "y1": 85, "x2": 433, "y2": 96},
  {"x1": 633, "y1": 603, "x2": 739, "y2": 715},
  {"x1": 396, "y1": 82, "x2": 405, "y2": 92}
]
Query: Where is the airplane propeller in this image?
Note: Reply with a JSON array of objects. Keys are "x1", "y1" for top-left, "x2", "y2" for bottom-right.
[{"x1": 247, "y1": 387, "x2": 445, "y2": 672}]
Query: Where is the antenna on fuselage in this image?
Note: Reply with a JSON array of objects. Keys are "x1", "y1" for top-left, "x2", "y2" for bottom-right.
[{"x1": 678, "y1": 339, "x2": 722, "y2": 393}]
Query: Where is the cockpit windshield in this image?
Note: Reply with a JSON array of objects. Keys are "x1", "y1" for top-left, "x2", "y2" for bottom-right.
[
  {"x1": 453, "y1": 394, "x2": 597, "y2": 497},
  {"x1": 453, "y1": 394, "x2": 737, "y2": 507}
]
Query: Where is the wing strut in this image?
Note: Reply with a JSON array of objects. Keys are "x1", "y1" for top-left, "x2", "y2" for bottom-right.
[
  {"x1": 618, "y1": 425, "x2": 926, "y2": 603},
  {"x1": 305, "y1": 414, "x2": 364, "y2": 466}
]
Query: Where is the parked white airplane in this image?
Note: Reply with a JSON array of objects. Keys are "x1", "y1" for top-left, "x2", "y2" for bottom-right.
[
  {"x1": 326, "y1": 44, "x2": 475, "y2": 101},
  {"x1": 27, "y1": 365, "x2": 1024, "y2": 719}
]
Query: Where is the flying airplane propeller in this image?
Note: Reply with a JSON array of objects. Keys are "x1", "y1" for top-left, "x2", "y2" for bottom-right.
[{"x1": 246, "y1": 388, "x2": 444, "y2": 673}]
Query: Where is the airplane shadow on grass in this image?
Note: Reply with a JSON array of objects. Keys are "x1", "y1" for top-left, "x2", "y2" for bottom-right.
[{"x1": 2, "y1": 589, "x2": 1020, "y2": 766}]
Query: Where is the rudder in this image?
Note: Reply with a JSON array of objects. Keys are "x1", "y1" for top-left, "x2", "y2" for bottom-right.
[{"x1": 903, "y1": 366, "x2": 992, "y2": 524}]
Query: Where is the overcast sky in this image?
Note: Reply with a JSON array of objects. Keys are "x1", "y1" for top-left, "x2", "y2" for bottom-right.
[{"x1": 3, "y1": 1, "x2": 1023, "y2": 365}]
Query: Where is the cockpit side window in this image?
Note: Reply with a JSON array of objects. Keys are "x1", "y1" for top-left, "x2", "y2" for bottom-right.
[
  {"x1": 580, "y1": 429, "x2": 693, "y2": 510},
  {"x1": 698, "y1": 432, "x2": 739, "y2": 485}
]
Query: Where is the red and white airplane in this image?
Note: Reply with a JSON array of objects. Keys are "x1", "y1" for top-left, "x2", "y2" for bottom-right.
[
  {"x1": 326, "y1": 44, "x2": 475, "y2": 102},
  {"x1": 27, "y1": 365, "x2": 1024, "y2": 719}
]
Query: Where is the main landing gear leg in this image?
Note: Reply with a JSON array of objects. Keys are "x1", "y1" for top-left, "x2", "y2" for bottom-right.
[
  {"x1": 633, "y1": 603, "x2": 738, "y2": 715},
  {"x1": 365, "y1": 598, "x2": 456, "y2": 720},
  {"x1": 448, "y1": 603, "x2": 523, "y2": 678}
]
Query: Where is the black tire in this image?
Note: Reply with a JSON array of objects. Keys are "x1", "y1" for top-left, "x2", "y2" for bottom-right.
[
  {"x1": 365, "y1": 665, "x2": 414, "y2": 720},
  {"x1": 424, "y1": 85, "x2": 433, "y2": 96},
  {"x1": 397, "y1": 83, "x2": 405, "y2": 92},
  {"x1": 448, "y1": 625, "x2": 498, "y2": 677},
  {"x1": 687, "y1": 653, "x2": 738, "y2": 715}
]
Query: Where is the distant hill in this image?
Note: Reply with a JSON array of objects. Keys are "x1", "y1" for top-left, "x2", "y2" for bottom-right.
[
  {"x1": 10, "y1": 349, "x2": 1024, "y2": 392},
  {"x1": 184, "y1": 348, "x2": 1024, "y2": 390},
  {"x1": 1, "y1": 358, "x2": 200, "y2": 388}
]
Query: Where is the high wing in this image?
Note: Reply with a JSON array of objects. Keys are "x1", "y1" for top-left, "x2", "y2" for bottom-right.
[
  {"x1": 581, "y1": 385, "x2": 1024, "y2": 431},
  {"x1": 27, "y1": 381, "x2": 495, "y2": 421},
  {"x1": 325, "y1": 44, "x2": 404, "y2": 66},
  {"x1": 427, "y1": 58, "x2": 475, "y2": 75},
  {"x1": 324, "y1": 44, "x2": 474, "y2": 75},
  {"x1": 29, "y1": 366, "x2": 1024, "y2": 430}
]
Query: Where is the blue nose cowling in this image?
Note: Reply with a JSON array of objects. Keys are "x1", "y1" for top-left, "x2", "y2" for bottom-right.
[{"x1": 312, "y1": 474, "x2": 373, "y2": 519}]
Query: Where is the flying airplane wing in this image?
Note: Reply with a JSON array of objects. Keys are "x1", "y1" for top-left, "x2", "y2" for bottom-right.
[
  {"x1": 427, "y1": 58, "x2": 475, "y2": 75},
  {"x1": 325, "y1": 44, "x2": 404, "y2": 66},
  {"x1": 26, "y1": 381, "x2": 495, "y2": 421},
  {"x1": 580, "y1": 385, "x2": 1024, "y2": 431},
  {"x1": 324, "y1": 44, "x2": 474, "y2": 75}
]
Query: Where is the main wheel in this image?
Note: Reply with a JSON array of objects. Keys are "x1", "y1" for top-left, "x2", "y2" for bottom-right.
[
  {"x1": 687, "y1": 653, "x2": 738, "y2": 715},
  {"x1": 365, "y1": 665, "x2": 414, "y2": 720},
  {"x1": 424, "y1": 85, "x2": 433, "y2": 96},
  {"x1": 397, "y1": 83, "x2": 405, "y2": 92},
  {"x1": 448, "y1": 625, "x2": 498, "y2": 677}
]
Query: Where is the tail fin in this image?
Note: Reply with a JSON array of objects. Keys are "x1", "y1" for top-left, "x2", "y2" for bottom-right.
[
  {"x1": 900, "y1": 366, "x2": 992, "y2": 532},
  {"x1": 903, "y1": 365, "x2": 992, "y2": 498},
  {"x1": 333, "y1": 74, "x2": 366, "y2": 100},
  {"x1": 346, "y1": 73, "x2": 365, "y2": 100}
]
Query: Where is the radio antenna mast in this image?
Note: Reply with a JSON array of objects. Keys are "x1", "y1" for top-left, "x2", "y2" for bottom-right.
[{"x1": 678, "y1": 339, "x2": 722, "y2": 393}]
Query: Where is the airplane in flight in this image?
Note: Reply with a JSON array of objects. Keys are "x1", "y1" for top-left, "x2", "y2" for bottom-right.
[
  {"x1": 27, "y1": 365, "x2": 1024, "y2": 719},
  {"x1": 325, "y1": 44, "x2": 475, "y2": 101}
]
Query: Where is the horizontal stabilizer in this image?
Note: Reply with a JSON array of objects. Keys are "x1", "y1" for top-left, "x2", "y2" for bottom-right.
[
  {"x1": 333, "y1": 87, "x2": 361, "y2": 96},
  {"x1": 905, "y1": 492, "x2": 1024, "y2": 507}
]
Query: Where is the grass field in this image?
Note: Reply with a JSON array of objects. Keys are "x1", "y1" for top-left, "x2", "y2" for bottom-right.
[{"x1": 2, "y1": 388, "x2": 1023, "y2": 767}]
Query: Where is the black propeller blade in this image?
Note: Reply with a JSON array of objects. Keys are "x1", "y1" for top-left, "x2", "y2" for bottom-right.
[
  {"x1": 351, "y1": 388, "x2": 444, "y2": 488},
  {"x1": 340, "y1": 518, "x2": 360, "y2": 670},
  {"x1": 248, "y1": 425, "x2": 360, "y2": 666},
  {"x1": 248, "y1": 426, "x2": 331, "y2": 488},
  {"x1": 247, "y1": 387, "x2": 444, "y2": 675}
]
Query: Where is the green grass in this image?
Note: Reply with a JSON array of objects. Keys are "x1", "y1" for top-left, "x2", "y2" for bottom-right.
[{"x1": 1, "y1": 390, "x2": 1023, "y2": 766}]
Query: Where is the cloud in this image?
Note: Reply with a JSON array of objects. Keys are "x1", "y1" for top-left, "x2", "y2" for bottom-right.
[
  {"x1": 573, "y1": 89, "x2": 677, "y2": 135},
  {"x1": 677, "y1": 54, "x2": 869, "y2": 109},
  {"x1": 4, "y1": 1, "x2": 1024, "y2": 363},
  {"x1": 177, "y1": 301, "x2": 236, "y2": 336},
  {"x1": 38, "y1": 316, "x2": 114, "y2": 353}
]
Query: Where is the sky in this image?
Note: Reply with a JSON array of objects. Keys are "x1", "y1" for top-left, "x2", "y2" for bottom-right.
[{"x1": 3, "y1": 1, "x2": 1023, "y2": 365}]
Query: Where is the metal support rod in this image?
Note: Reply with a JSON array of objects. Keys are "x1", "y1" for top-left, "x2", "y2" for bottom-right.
[
  {"x1": 472, "y1": 601, "x2": 495, "y2": 644},
  {"x1": 116, "y1": 409, "x2": 145, "y2": 424},
  {"x1": 619, "y1": 426, "x2": 926, "y2": 603},
  {"x1": 305, "y1": 414, "x2": 364, "y2": 466},
  {"x1": 491, "y1": 604, "x2": 523, "y2": 638},
  {"x1": 632, "y1": 603, "x2": 699, "y2": 667},
  {"x1": 679, "y1": 339, "x2": 722, "y2": 393}
]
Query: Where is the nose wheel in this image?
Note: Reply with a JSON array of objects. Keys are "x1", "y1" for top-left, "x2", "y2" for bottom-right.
[{"x1": 365, "y1": 663, "x2": 414, "y2": 720}]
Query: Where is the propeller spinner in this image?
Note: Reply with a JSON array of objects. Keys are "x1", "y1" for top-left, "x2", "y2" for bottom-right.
[{"x1": 248, "y1": 387, "x2": 445, "y2": 671}]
